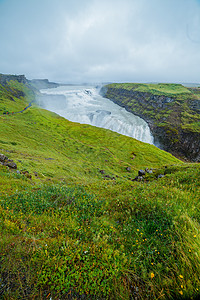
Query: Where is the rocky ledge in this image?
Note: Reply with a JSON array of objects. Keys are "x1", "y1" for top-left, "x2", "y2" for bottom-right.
[{"x1": 101, "y1": 85, "x2": 200, "y2": 162}]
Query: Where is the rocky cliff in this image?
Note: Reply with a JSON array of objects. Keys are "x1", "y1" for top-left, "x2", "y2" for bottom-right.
[
  {"x1": 101, "y1": 83, "x2": 200, "y2": 162},
  {"x1": 0, "y1": 73, "x2": 59, "y2": 90},
  {"x1": 0, "y1": 73, "x2": 27, "y2": 85}
]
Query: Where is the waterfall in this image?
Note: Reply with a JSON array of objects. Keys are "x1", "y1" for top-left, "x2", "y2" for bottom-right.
[{"x1": 38, "y1": 85, "x2": 154, "y2": 144}]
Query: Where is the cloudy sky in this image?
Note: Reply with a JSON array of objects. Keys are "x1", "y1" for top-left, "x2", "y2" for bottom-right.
[{"x1": 0, "y1": 0, "x2": 200, "y2": 83}]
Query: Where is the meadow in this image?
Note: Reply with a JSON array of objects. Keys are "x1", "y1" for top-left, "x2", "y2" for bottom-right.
[{"x1": 0, "y1": 80, "x2": 200, "y2": 299}]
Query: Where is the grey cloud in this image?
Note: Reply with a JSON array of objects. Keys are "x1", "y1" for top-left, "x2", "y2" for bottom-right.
[{"x1": 0, "y1": 0, "x2": 200, "y2": 83}]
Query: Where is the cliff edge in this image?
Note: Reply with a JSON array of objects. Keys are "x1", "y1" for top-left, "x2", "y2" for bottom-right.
[{"x1": 101, "y1": 83, "x2": 200, "y2": 162}]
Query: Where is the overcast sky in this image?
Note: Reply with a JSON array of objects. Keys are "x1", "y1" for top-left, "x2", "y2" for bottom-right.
[{"x1": 0, "y1": 0, "x2": 200, "y2": 83}]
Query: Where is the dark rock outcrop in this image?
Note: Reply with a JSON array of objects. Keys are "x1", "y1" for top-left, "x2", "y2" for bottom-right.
[
  {"x1": 0, "y1": 154, "x2": 17, "y2": 169},
  {"x1": 0, "y1": 74, "x2": 27, "y2": 85},
  {"x1": 101, "y1": 85, "x2": 200, "y2": 162},
  {"x1": 138, "y1": 169, "x2": 146, "y2": 176}
]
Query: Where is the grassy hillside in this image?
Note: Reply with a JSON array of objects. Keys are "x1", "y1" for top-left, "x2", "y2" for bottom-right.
[
  {"x1": 0, "y1": 78, "x2": 200, "y2": 299},
  {"x1": 103, "y1": 83, "x2": 200, "y2": 161}
]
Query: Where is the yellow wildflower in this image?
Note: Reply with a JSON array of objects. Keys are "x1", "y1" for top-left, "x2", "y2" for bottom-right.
[
  {"x1": 179, "y1": 275, "x2": 183, "y2": 279},
  {"x1": 151, "y1": 272, "x2": 155, "y2": 279}
]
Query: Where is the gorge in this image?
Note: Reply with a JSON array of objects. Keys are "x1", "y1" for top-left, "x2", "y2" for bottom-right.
[{"x1": 38, "y1": 85, "x2": 154, "y2": 145}]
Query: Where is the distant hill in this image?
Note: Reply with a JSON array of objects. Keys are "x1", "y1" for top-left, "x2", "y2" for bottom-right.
[{"x1": 29, "y1": 78, "x2": 59, "y2": 90}]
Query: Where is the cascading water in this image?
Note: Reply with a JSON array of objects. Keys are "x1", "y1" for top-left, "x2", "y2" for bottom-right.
[{"x1": 38, "y1": 85, "x2": 154, "y2": 144}]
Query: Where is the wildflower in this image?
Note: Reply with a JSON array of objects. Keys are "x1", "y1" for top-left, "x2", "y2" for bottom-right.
[
  {"x1": 194, "y1": 235, "x2": 196, "y2": 238},
  {"x1": 151, "y1": 263, "x2": 154, "y2": 265},
  {"x1": 181, "y1": 285, "x2": 183, "y2": 289},
  {"x1": 179, "y1": 275, "x2": 183, "y2": 279},
  {"x1": 137, "y1": 229, "x2": 139, "y2": 231},
  {"x1": 179, "y1": 291, "x2": 183, "y2": 295},
  {"x1": 189, "y1": 249, "x2": 191, "y2": 252},
  {"x1": 151, "y1": 272, "x2": 155, "y2": 279}
]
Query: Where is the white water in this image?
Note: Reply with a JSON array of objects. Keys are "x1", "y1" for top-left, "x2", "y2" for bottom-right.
[{"x1": 39, "y1": 85, "x2": 154, "y2": 144}]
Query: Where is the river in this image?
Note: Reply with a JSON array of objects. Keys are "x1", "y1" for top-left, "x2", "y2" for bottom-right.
[{"x1": 38, "y1": 85, "x2": 154, "y2": 144}]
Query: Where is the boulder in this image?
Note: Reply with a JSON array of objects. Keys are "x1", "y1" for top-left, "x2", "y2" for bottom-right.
[
  {"x1": 158, "y1": 174, "x2": 165, "y2": 179},
  {"x1": 138, "y1": 169, "x2": 146, "y2": 176},
  {"x1": 4, "y1": 161, "x2": 17, "y2": 169},
  {"x1": 0, "y1": 154, "x2": 7, "y2": 162},
  {"x1": 145, "y1": 168, "x2": 153, "y2": 174},
  {"x1": 99, "y1": 170, "x2": 105, "y2": 174},
  {"x1": 132, "y1": 176, "x2": 144, "y2": 182}
]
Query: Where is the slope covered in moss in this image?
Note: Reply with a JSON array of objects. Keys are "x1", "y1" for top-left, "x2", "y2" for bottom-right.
[{"x1": 0, "y1": 76, "x2": 200, "y2": 299}]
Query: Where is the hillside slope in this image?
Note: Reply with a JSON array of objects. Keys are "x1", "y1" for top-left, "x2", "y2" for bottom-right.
[
  {"x1": 101, "y1": 83, "x2": 200, "y2": 162},
  {"x1": 0, "y1": 76, "x2": 200, "y2": 300}
]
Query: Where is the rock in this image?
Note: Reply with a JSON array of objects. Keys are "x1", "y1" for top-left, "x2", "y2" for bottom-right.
[
  {"x1": 132, "y1": 176, "x2": 144, "y2": 182},
  {"x1": 22, "y1": 170, "x2": 29, "y2": 175},
  {"x1": 138, "y1": 169, "x2": 146, "y2": 176},
  {"x1": 22, "y1": 170, "x2": 32, "y2": 179},
  {"x1": 4, "y1": 161, "x2": 17, "y2": 169},
  {"x1": 158, "y1": 174, "x2": 165, "y2": 179},
  {"x1": 99, "y1": 170, "x2": 105, "y2": 174},
  {"x1": 0, "y1": 154, "x2": 7, "y2": 162},
  {"x1": 145, "y1": 168, "x2": 153, "y2": 174}
]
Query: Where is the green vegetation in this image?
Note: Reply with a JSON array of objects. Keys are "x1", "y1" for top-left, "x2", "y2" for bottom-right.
[
  {"x1": 0, "y1": 79, "x2": 200, "y2": 299},
  {"x1": 108, "y1": 83, "x2": 192, "y2": 96}
]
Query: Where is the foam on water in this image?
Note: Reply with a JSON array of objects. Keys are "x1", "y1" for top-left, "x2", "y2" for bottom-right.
[{"x1": 39, "y1": 85, "x2": 154, "y2": 144}]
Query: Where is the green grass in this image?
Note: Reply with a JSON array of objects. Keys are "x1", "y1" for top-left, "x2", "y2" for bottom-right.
[
  {"x1": 0, "y1": 80, "x2": 200, "y2": 299},
  {"x1": 109, "y1": 83, "x2": 191, "y2": 96}
]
